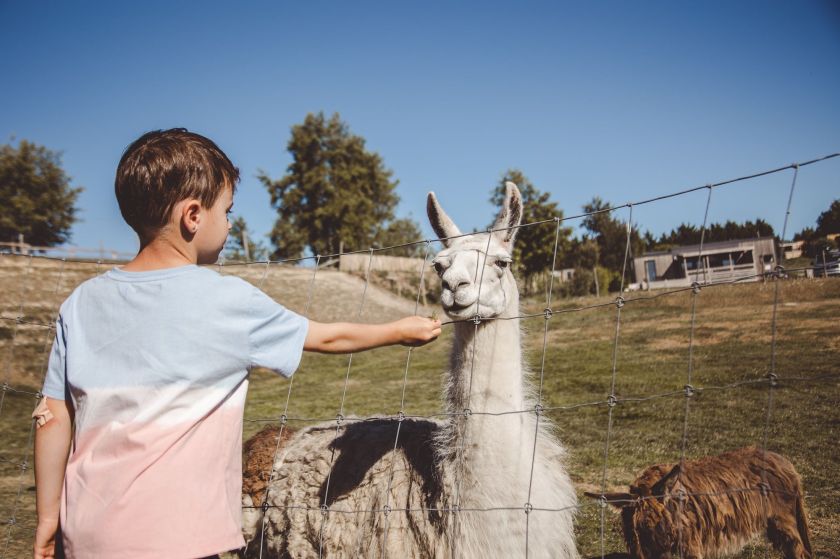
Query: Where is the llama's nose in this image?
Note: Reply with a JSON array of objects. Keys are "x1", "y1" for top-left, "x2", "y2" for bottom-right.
[{"x1": 444, "y1": 278, "x2": 470, "y2": 292}]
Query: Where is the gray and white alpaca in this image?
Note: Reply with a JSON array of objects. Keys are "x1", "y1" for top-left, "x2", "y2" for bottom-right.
[{"x1": 241, "y1": 183, "x2": 579, "y2": 559}]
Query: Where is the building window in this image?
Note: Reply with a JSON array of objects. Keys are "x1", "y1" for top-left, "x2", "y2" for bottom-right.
[
  {"x1": 707, "y1": 253, "x2": 732, "y2": 268},
  {"x1": 733, "y1": 250, "x2": 754, "y2": 265},
  {"x1": 645, "y1": 260, "x2": 657, "y2": 281},
  {"x1": 685, "y1": 256, "x2": 703, "y2": 271}
]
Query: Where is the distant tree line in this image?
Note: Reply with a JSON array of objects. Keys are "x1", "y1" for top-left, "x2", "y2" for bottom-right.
[
  {"x1": 3, "y1": 118, "x2": 837, "y2": 292},
  {"x1": 648, "y1": 219, "x2": 775, "y2": 250},
  {"x1": 793, "y1": 200, "x2": 840, "y2": 259}
]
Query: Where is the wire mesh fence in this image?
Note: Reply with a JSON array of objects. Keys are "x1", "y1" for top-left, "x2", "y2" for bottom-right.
[{"x1": 0, "y1": 153, "x2": 838, "y2": 558}]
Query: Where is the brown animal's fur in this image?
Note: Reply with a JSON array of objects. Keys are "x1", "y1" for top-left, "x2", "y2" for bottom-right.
[
  {"x1": 586, "y1": 447, "x2": 811, "y2": 559},
  {"x1": 242, "y1": 425, "x2": 296, "y2": 507}
]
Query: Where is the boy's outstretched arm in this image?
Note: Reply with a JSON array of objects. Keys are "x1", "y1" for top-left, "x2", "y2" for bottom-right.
[
  {"x1": 33, "y1": 397, "x2": 72, "y2": 559},
  {"x1": 304, "y1": 316, "x2": 442, "y2": 354}
]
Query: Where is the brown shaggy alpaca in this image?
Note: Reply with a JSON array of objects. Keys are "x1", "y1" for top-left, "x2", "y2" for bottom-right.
[
  {"x1": 586, "y1": 446, "x2": 811, "y2": 559},
  {"x1": 242, "y1": 425, "x2": 295, "y2": 508}
]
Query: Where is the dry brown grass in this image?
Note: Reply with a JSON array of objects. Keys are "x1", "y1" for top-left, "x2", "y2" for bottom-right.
[{"x1": 1, "y1": 254, "x2": 838, "y2": 558}]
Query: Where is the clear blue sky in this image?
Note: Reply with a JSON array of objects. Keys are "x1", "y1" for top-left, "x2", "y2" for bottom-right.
[{"x1": 2, "y1": 1, "x2": 839, "y2": 254}]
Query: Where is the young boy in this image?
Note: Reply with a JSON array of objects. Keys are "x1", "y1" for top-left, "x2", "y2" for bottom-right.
[{"x1": 32, "y1": 128, "x2": 441, "y2": 559}]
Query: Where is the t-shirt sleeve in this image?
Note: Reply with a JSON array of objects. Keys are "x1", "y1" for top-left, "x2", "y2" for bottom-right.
[
  {"x1": 246, "y1": 286, "x2": 309, "y2": 378},
  {"x1": 42, "y1": 315, "x2": 68, "y2": 400}
]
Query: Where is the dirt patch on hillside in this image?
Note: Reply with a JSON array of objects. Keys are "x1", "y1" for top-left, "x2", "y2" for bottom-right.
[{"x1": 220, "y1": 264, "x2": 431, "y2": 322}]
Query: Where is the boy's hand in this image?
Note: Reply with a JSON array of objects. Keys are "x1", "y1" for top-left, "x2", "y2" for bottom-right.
[
  {"x1": 395, "y1": 316, "x2": 442, "y2": 347},
  {"x1": 33, "y1": 518, "x2": 58, "y2": 558}
]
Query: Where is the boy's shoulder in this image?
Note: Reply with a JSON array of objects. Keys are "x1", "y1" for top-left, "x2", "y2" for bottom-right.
[{"x1": 59, "y1": 265, "x2": 263, "y2": 316}]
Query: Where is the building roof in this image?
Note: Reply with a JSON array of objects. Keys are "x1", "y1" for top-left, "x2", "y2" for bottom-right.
[{"x1": 638, "y1": 236, "x2": 775, "y2": 259}]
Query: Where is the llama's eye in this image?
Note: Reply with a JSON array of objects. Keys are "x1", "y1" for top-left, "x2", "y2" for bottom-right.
[{"x1": 433, "y1": 262, "x2": 445, "y2": 276}]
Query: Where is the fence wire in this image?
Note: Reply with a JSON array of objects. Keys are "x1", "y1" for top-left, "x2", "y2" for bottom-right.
[{"x1": 0, "y1": 152, "x2": 838, "y2": 557}]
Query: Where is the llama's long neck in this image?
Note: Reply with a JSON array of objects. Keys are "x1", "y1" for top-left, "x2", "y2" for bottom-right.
[
  {"x1": 441, "y1": 283, "x2": 535, "y2": 502},
  {"x1": 447, "y1": 309, "x2": 525, "y2": 417}
]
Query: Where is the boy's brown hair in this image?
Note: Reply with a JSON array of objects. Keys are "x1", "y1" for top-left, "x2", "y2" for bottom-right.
[{"x1": 115, "y1": 128, "x2": 239, "y2": 239}]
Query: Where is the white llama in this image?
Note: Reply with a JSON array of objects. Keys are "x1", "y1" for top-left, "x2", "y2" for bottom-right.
[{"x1": 241, "y1": 183, "x2": 579, "y2": 559}]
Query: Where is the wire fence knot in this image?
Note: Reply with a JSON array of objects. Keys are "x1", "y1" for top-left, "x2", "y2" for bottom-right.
[
  {"x1": 382, "y1": 504, "x2": 392, "y2": 516},
  {"x1": 684, "y1": 384, "x2": 696, "y2": 398},
  {"x1": 320, "y1": 504, "x2": 329, "y2": 516},
  {"x1": 543, "y1": 307, "x2": 553, "y2": 320},
  {"x1": 279, "y1": 414, "x2": 288, "y2": 425},
  {"x1": 397, "y1": 410, "x2": 405, "y2": 422},
  {"x1": 607, "y1": 394, "x2": 618, "y2": 408},
  {"x1": 335, "y1": 413, "x2": 344, "y2": 425},
  {"x1": 261, "y1": 501, "x2": 270, "y2": 512},
  {"x1": 774, "y1": 265, "x2": 786, "y2": 279},
  {"x1": 471, "y1": 315, "x2": 483, "y2": 325},
  {"x1": 766, "y1": 372, "x2": 779, "y2": 387},
  {"x1": 691, "y1": 281, "x2": 702, "y2": 295},
  {"x1": 524, "y1": 502, "x2": 533, "y2": 515},
  {"x1": 614, "y1": 296, "x2": 625, "y2": 309},
  {"x1": 534, "y1": 403, "x2": 544, "y2": 416},
  {"x1": 463, "y1": 408, "x2": 472, "y2": 418},
  {"x1": 597, "y1": 495, "x2": 608, "y2": 509}
]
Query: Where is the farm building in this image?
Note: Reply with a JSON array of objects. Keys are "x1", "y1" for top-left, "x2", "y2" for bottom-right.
[
  {"x1": 781, "y1": 240, "x2": 804, "y2": 259},
  {"x1": 632, "y1": 236, "x2": 777, "y2": 290}
]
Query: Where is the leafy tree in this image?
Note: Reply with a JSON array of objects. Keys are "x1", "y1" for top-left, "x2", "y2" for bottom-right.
[
  {"x1": 651, "y1": 219, "x2": 775, "y2": 251},
  {"x1": 815, "y1": 199, "x2": 840, "y2": 237},
  {"x1": 224, "y1": 216, "x2": 268, "y2": 261},
  {"x1": 259, "y1": 112, "x2": 401, "y2": 259},
  {"x1": 567, "y1": 237, "x2": 599, "y2": 270},
  {"x1": 581, "y1": 197, "x2": 644, "y2": 290},
  {"x1": 793, "y1": 226, "x2": 815, "y2": 243},
  {"x1": 794, "y1": 200, "x2": 840, "y2": 258},
  {"x1": 489, "y1": 169, "x2": 571, "y2": 289},
  {"x1": 375, "y1": 217, "x2": 424, "y2": 257},
  {"x1": 0, "y1": 140, "x2": 82, "y2": 246},
  {"x1": 708, "y1": 219, "x2": 774, "y2": 242}
]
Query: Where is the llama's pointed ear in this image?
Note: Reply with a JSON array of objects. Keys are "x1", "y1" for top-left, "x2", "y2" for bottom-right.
[
  {"x1": 427, "y1": 192, "x2": 461, "y2": 247},
  {"x1": 492, "y1": 181, "x2": 523, "y2": 246},
  {"x1": 584, "y1": 491, "x2": 633, "y2": 509}
]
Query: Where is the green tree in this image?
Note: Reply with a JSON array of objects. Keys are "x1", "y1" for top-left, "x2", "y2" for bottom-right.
[
  {"x1": 815, "y1": 199, "x2": 840, "y2": 237},
  {"x1": 259, "y1": 112, "x2": 401, "y2": 259},
  {"x1": 794, "y1": 200, "x2": 840, "y2": 258},
  {"x1": 653, "y1": 219, "x2": 775, "y2": 250},
  {"x1": 0, "y1": 139, "x2": 82, "y2": 246},
  {"x1": 225, "y1": 216, "x2": 268, "y2": 261},
  {"x1": 375, "y1": 217, "x2": 424, "y2": 257},
  {"x1": 581, "y1": 197, "x2": 644, "y2": 290},
  {"x1": 489, "y1": 169, "x2": 571, "y2": 289}
]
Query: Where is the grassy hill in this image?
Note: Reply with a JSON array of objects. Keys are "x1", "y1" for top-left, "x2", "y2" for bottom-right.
[{"x1": 1, "y1": 253, "x2": 838, "y2": 557}]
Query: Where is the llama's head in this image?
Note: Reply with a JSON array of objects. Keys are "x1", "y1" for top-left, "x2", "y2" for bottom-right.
[{"x1": 426, "y1": 182, "x2": 522, "y2": 320}]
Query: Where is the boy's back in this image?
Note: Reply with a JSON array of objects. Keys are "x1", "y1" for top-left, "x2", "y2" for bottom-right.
[
  {"x1": 44, "y1": 265, "x2": 307, "y2": 558},
  {"x1": 32, "y1": 128, "x2": 440, "y2": 559}
]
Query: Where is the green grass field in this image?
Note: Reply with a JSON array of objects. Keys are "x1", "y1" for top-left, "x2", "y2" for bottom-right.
[{"x1": 1, "y1": 253, "x2": 838, "y2": 557}]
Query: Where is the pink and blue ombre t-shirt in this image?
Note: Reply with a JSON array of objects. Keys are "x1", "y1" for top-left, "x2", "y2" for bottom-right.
[{"x1": 42, "y1": 264, "x2": 308, "y2": 559}]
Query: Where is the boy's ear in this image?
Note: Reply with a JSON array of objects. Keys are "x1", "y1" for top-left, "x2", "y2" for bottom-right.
[{"x1": 180, "y1": 199, "x2": 202, "y2": 236}]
